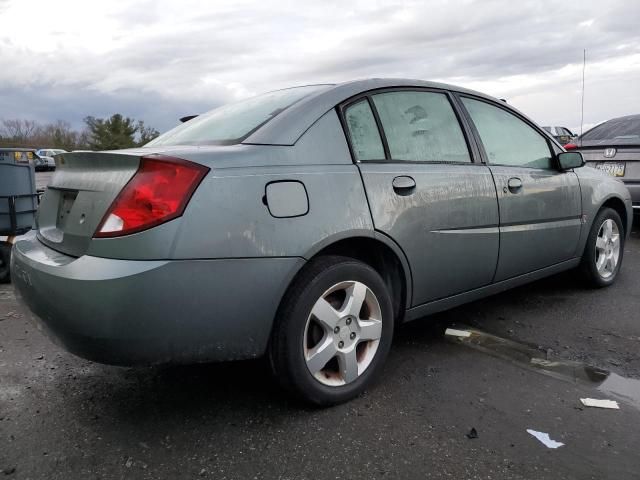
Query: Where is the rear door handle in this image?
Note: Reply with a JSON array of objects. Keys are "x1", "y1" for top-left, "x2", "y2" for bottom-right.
[
  {"x1": 507, "y1": 177, "x2": 523, "y2": 193},
  {"x1": 392, "y1": 176, "x2": 416, "y2": 195}
]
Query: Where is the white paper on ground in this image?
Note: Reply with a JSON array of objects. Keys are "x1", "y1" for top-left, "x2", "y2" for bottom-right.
[
  {"x1": 526, "y1": 429, "x2": 565, "y2": 449},
  {"x1": 444, "y1": 328, "x2": 471, "y2": 338},
  {"x1": 580, "y1": 398, "x2": 620, "y2": 409}
]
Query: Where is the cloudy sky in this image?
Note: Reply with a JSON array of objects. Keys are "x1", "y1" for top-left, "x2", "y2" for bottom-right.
[{"x1": 1, "y1": 0, "x2": 639, "y2": 134}]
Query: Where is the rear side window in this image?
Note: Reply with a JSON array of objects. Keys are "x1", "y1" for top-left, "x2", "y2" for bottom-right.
[
  {"x1": 581, "y1": 117, "x2": 640, "y2": 141},
  {"x1": 371, "y1": 91, "x2": 470, "y2": 163},
  {"x1": 344, "y1": 100, "x2": 385, "y2": 161},
  {"x1": 147, "y1": 85, "x2": 330, "y2": 146},
  {"x1": 462, "y1": 97, "x2": 553, "y2": 169}
]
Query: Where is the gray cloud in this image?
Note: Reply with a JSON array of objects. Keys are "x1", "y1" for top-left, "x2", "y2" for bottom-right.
[
  {"x1": 0, "y1": 0, "x2": 638, "y2": 133},
  {"x1": 0, "y1": 84, "x2": 214, "y2": 132}
]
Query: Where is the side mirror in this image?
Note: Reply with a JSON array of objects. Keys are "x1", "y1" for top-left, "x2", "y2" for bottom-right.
[{"x1": 558, "y1": 151, "x2": 584, "y2": 170}]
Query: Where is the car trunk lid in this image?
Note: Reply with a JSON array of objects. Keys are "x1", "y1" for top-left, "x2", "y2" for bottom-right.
[{"x1": 36, "y1": 151, "x2": 141, "y2": 257}]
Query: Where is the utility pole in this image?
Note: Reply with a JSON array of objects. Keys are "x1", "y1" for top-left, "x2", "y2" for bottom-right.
[{"x1": 580, "y1": 49, "x2": 586, "y2": 137}]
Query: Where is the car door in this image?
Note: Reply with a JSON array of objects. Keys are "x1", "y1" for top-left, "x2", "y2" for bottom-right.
[
  {"x1": 458, "y1": 96, "x2": 582, "y2": 281},
  {"x1": 341, "y1": 89, "x2": 500, "y2": 306}
]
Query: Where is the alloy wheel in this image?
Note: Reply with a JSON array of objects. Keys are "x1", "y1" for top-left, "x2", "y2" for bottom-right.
[
  {"x1": 303, "y1": 280, "x2": 383, "y2": 386},
  {"x1": 594, "y1": 218, "x2": 620, "y2": 279}
]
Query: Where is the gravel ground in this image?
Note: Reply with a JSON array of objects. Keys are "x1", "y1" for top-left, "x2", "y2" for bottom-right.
[{"x1": 1, "y1": 177, "x2": 639, "y2": 479}]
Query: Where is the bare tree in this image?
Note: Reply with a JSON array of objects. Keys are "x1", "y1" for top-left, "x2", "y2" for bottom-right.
[
  {"x1": 0, "y1": 119, "x2": 39, "y2": 144},
  {"x1": 0, "y1": 115, "x2": 158, "y2": 151}
]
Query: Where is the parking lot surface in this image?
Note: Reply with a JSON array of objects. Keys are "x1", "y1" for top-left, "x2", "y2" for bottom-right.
[{"x1": 1, "y1": 176, "x2": 639, "y2": 479}]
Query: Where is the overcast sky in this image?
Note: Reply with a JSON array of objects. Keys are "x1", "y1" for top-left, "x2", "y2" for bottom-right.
[{"x1": 1, "y1": 0, "x2": 639, "y2": 134}]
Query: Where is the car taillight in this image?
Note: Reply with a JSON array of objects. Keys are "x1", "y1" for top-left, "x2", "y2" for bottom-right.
[
  {"x1": 564, "y1": 143, "x2": 578, "y2": 150},
  {"x1": 94, "y1": 155, "x2": 209, "y2": 238}
]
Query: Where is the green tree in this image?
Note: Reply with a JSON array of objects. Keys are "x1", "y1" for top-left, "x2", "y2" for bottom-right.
[
  {"x1": 84, "y1": 114, "x2": 139, "y2": 150},
  {"x1": 136, "y1": 120, "x2": 160, "y2": 146}
]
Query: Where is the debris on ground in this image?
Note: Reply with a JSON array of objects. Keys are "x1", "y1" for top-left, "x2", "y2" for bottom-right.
[
  {"x1": 1, "y1": 311, "x2": 22, "y2": 321},
  {"x1": 526, "y1": 429, "x2": 564, "y2": 449},
  {"x1": 444, "y1": 328, "x2": 471, "y2": 338},
  {"x1": 465, "y1": 427, "x2": 478, "y2": 439},
  {"x1": 580, "y1": 398, "x2": 620, "y2": 409}
]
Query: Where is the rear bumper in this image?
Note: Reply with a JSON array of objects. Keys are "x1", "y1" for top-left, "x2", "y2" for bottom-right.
[{"x1": 11, "y1": 233, "x2": 303, "y2": 365}]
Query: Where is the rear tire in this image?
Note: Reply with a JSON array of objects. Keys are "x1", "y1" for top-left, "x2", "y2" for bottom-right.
[
  {"x1": 0, "y1": 242, "x2": 11, "y2": 284},
  {"x1": 269, "y1": 255, "x2": 394, "y2": 406},
  {"x1": 580, "y1": 207, "x2": 624, "y2": 288}
]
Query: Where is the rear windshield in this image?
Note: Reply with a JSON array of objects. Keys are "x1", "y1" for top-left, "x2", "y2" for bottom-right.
[
  {"x1": 581, "y1": 117, "x2": 640, "y2": 141},
  {"x1": 147, "y1": 85, "x2": 330, "y2": 147}
]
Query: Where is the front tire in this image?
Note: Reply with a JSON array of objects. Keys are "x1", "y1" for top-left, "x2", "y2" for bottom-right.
[
  {"x1": 580, "y1": 207, "x2": 624, "y2": 288},
  {"x1": 269, "y1": 255, "x2": 394, "y2": 406}
]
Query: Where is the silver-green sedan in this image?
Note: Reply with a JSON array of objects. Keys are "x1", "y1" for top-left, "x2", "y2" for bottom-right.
[{"x1": 12, "y1": 79, "x2": 632, "y2": 405}]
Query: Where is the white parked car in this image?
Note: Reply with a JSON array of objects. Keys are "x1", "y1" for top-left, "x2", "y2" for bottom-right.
[{"x1": 35, "y1": 149, "x2": 67, "y2": 171}]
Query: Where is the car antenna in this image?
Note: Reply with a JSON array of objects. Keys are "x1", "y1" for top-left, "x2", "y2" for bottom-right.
[{"x1": 580, "y1": 49, "x2": 586, "y2": 140}]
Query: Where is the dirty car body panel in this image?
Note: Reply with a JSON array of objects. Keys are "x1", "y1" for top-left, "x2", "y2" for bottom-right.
[{"x1": 12, "y1": 79, "x2": 633, "y2": 366}]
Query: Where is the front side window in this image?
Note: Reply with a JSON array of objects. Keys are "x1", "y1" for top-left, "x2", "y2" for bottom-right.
[
  {"x1": 371, "y1": 91, "x2": 470, "y2": 163},
  {"x1": 462, "y1": 97, "x2": 553, "y2": 169},
  {"x1": 344, "y1": 100, "x2": 385, "y2": 161},
  {"x1": 147, "y1": 85, "x2": 330, "y2": 146}
]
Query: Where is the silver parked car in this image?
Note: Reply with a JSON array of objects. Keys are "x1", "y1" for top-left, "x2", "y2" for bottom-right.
[
  {"x1": 12, "y1": 79, "x2": 633, "y2": 405},
  {"x1": 542, "y1": 126, "x2": 577, "y2": 145}
]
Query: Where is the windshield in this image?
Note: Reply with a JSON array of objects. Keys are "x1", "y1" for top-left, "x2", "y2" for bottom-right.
[
  {"x1": 581, "y1": 117, "x2": 640, "y2": 141},
  {"x1": 147, "y1": 85, "x2": 330, "y2": 147}
]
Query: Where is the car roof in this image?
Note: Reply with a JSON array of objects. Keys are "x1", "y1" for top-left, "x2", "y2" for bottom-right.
[
  {"x1": 604, "y1": 113, "x2": 640, "y2": 122},
  {"x1": 244, "y1": 78, "x2": 522, "y2": 146}
]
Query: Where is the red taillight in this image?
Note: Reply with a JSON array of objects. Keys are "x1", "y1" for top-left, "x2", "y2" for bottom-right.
[
  {"x1": 94, "y1": 155, "x2": 209, "y2": 238},
  {"x1": 564, "y1": 143, "x2": 578, "y2": 150}
]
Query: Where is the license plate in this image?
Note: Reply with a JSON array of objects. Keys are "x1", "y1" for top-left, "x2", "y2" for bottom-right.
[
  {"x1": 595, "y1": 162, "x2": 625, "y2": 177},
  {"x1": 57, "y1": 191, "x2": 78, "y2": 229}
]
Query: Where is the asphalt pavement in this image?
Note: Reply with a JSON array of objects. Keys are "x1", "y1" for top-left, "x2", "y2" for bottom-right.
[{"x1": 1, "y1": 174, "x2": 639, "y2": 479}]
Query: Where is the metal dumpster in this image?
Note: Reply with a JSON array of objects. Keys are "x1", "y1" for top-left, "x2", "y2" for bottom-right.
[{"x1": 0, "y1": 148, "x2": 39, "y2": 283}]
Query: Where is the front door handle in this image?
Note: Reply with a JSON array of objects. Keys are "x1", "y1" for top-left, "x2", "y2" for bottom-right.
[
  {"x1": 507, "y1": 177, "x2": 523, "y2": 193},
  {"x1": 392, "y1": 176, "x2": 416, "y2": 195}
]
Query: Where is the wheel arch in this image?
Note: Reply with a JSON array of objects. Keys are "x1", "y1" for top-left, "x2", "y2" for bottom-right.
[
  {"x1": 278, "y1": 232, "x2": 412, "y2": 328},
  {"x1": 600, "y1": 196, "x2": 629, "y2": 235},
  {"x1": 311, "y1": 234, "x2": 411, "y2": 321}
]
